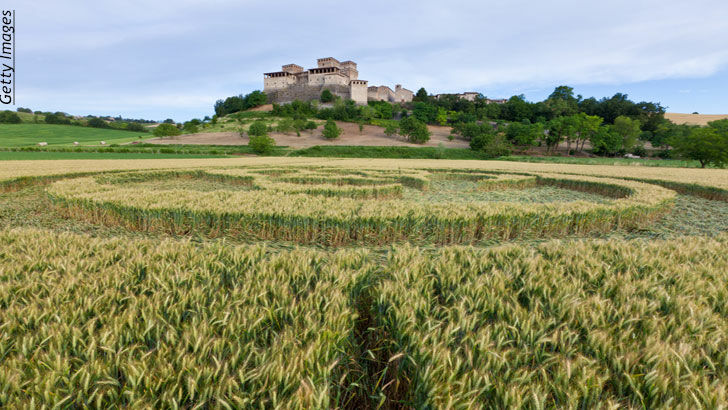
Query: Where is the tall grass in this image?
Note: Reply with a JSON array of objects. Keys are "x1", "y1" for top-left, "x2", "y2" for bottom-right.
[
  {"x1": 374, "y1": 238, "x2": 728, "y2": 408},
  {"x1": 1, "y1": 229, "x2": 727, "y2": 407},
  {"x1": 0, "y1": 229, "x2": 369, "y2": 408}
]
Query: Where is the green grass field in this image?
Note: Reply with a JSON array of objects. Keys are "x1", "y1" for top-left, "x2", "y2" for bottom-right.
[
  {"x1": 0, "y1": 124, "x2": 148, "y2": 147},
  {"x1": 501, "y1": 154, "x2": 701, "y2": 168},
  {"x1": 0, "y1": 151, "x2": 228, "y2": 160}
]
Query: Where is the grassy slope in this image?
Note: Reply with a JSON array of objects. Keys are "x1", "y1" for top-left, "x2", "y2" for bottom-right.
[{"x1": 0, "y1": 123, "x2": 148, "y2": 147}]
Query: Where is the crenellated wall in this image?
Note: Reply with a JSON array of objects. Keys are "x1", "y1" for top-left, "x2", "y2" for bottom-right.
[
  {"x1": 264, "y1": 57, "x2": 413, "y2": 105},
  {"x1": 350, "y1": 81, "x2": 368, "y2": 105}
]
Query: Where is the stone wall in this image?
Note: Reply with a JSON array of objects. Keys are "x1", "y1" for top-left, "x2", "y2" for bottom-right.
[
  {"x1": 395, "y1": 86, "x2": 414, "y2": 103},
  {"x1": 350, "y1": 81, "x2": 368, "y2": 105},
  {"x1": 368, "y1": 86, "x2": 395, "y2": 102},
  {"x1": 264, "y1": 74, "x2": 295, "y2": 91},
  {"x1": 267, "y1": 83, "x2": 351, "y2": 104}
]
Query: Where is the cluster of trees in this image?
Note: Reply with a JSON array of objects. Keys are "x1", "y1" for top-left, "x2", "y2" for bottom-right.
[
  {"x1": 271, "y1": 98, "x2": 405, "y2": 123},
  {"x1": 413, "y1": 86, "x2": 665, "y2": 129},
  {"x1": 410, "y1": 85, "x2": 728, "y2": 161},
  {"x1": 0, "y1": 110, "x2": 21, "y2": 123},
  {"x1": 452, "y1": 112, "x2": 664, "y2": 158},
  {"x1": 269, "y1": 97, "x2": 431, "y2": 143},
  {"x1": 670, "y1": 119, "x2": 728, "y2": 168},
  {"x1": 0, "y1": 108, "x2": 149, "y2": 133},
  {"x1": 214, "y1": 91, "x2": 267, "y2": 117}
]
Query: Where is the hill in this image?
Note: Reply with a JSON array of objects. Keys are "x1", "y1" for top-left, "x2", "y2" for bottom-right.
[
  {"x1": 0, "y1": 124, "x2": 148, "y2": 147},
  {"x1": 665, "y1": 112, "x2": 728, "y2": 126}
]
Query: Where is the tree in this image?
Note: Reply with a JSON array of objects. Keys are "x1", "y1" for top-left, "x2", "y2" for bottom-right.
[
  {"x1": 652, "y1": 121, "x2": 692, "y2": 148},
  {"x1": 572, "y1": 113, "x2": 603, "y2": 152},
  {"x1": 543, "y1": 85, "x2": 578, "y2": 119},
  {"x1": 399, "y1": 117, "x2": 431, "y2": 144},
  {"x1": 125, "y1": 122, "x2": 147, "y2": 132},
  {"x1": 249, "y1": 135, "x2": 276, "y2": 154},
  {"x1": 245, "y1": 90, "x2": 267, "y2": 107},
  {"x1": 414, "y1": 87, "x2": 429, "y2": 102},
  {"x1": 612, "y1": 115, "x2": 641, "y2": 152},
  {"x1": 590, "y1": 126, "x2": 623, "y2": 156},
  {"x1": 213, "y1": 91, "x2": 268, "y2": 116},
  {"x1": 44, "y1": 112, "x2": 72, "y2": 125},
  {"x1": 87, "y1": 117, "x2": 109, "y2": 128},
  {"x1": 708, "y1": 119, "x2": 728, "y2": 134},
  {"x1": 320, "y1": 89, "x2": 334, "y2": 103},
  {"x1": 163, "y1": 118, "x2": 175, "y2": 124},
  {"x1": 505, "y1": 120, "x2": 543, "y2": 147},
  {"x1": 469, "y1": 126, "x2": 512, "y2": 157},
  {"x1": 502, "y1": 95, "x2": 534, "y2": 122},
  {"x1": 248, "y1": 120, "x2": 268, "y2": 137},
  {"x1": 546, "y1": 116, "x2": 578, "y2": 154},
  {"x1": 369, "y1": 101, "x2": 393, "y2": 119},
  {"x1": 153, "y1": 123, "x2": 181, "y2": 138},
  {"x1": 322, "y1": 120, "x2": 342, "y2": 139},
  {"x1": 412, "y1": 102, "x2": 438, "y2": 124},
  {"x1": 383, "y1": 122, "x2": 399, "y2": 137},
  {"x1": 436, "y1": 107, "x2": 448, "y2": 125},
  {"x1": 0, "y1": 110, "x2": 21, "y2": 124},
  {"x1": 670, "y1": 127, "x2": 728, "y2": 168}
]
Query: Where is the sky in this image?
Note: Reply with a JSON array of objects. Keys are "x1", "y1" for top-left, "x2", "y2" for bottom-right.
[{"x1": 9, "y1": 0, "x2": 728, "y2": 121}]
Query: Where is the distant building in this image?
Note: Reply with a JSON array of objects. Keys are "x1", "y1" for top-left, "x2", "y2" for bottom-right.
[
  {"x1": 434, "y1": 92, "x2": 507, "y2": 104},
  {"x1": 264, "y1": 57, "x2": 413, "y2": 105}
]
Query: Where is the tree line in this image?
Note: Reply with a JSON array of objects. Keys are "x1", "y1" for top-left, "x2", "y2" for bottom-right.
[{"x1": 0, "y1": 109, "x2": 150, "y2": 133}]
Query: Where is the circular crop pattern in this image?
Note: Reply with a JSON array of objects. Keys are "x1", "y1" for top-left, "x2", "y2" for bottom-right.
[{"x1": 47, "y1": 166, "x2": 676, "y2": 245}]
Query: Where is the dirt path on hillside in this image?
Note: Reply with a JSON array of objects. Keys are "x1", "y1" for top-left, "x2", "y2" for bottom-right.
[{"x1": 146, "y1": 122, "x2": 470, "y2": 148}]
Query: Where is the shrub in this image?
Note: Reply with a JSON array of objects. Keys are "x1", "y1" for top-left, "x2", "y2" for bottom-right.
[
  {"x1": 383, "y1": 122, "x2": 399, "y2": 137},
  {"x1": 152, "y1": 123, "x2": 181, "y2": 138},
  {"x1": 249, "y1": 135, "x2": 276, "y2": 154},
  {"x1": 0, "y1": 110, "x2": 22, "y2": 124},
  {"x1": 248, "y1": 120, "x2": 268, "y2": 137},
  {"x1": 125, "y1": 122, "x2": 148, "y2": 132},
  {"x1": 632, "y1": 145, "x2": 647, "y2": 157},
  {"x1": 275, "y1": 118, "x2": 295, "y2": 134},
  {"x1": 304, "y1": 120, "x2": 318, "y2": 130},
  {"x1": 320, "y1": 89, "x2": 334, "y2": 103},
  {"x1": 322, "y1": 120, "x2": 342, "y2": 139}
]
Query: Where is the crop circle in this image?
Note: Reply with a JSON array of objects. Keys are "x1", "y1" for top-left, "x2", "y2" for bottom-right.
[{"x1": 47, "y1": 166, "x2": 676, "y2": 245}]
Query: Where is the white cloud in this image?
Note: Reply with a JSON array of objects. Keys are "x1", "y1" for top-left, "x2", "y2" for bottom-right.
[{"x1": 12, "y1": 0, "x2": 728, "y2": 118}]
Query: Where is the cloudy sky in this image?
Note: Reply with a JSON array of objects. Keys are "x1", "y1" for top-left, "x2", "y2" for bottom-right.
[{"x1": 12, "y1": 0, "x2": 728, "y2": 120}]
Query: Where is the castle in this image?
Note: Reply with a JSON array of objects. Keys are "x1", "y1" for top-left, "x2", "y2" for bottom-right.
[{"x1": 264, "y1": 57, "x2": 413, "y2": 105}]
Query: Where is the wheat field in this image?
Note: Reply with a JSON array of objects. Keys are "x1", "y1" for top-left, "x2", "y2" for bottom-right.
[{"x1": 1, "y1": 158, "x2": 727, "y2": 407}]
